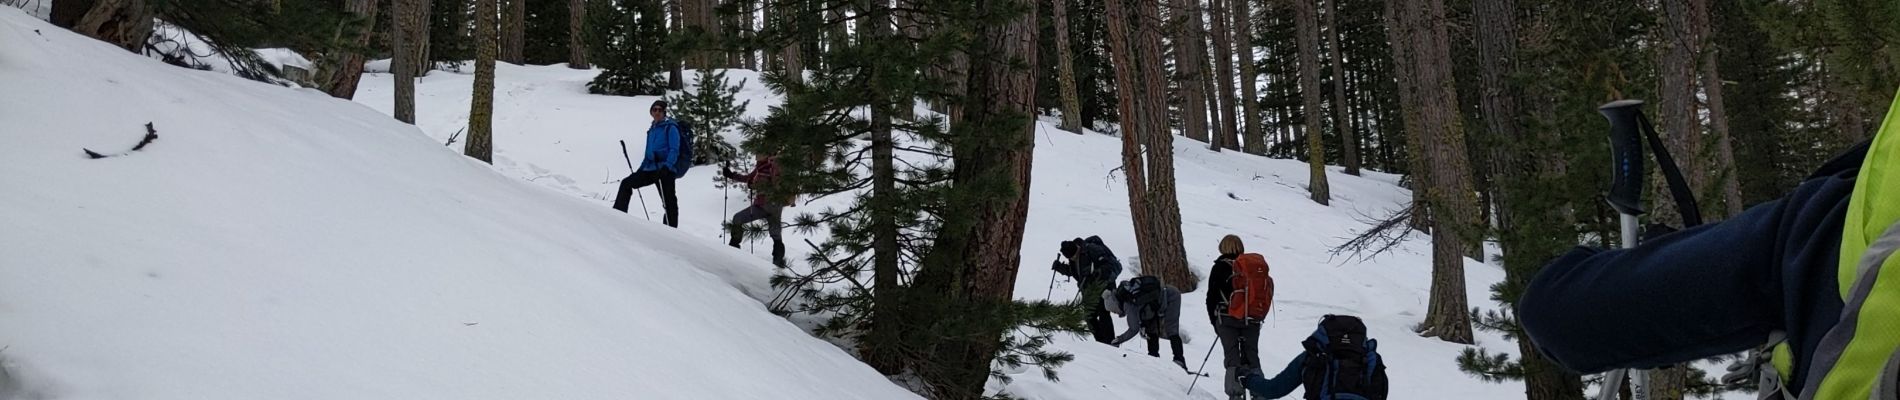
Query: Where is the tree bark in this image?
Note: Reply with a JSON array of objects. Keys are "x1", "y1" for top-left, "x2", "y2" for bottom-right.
[
  {"x1": 1473, "y1": 0, "x2": 1585, "y2": 395},
  {"x1": 569, "y1": 0, "x2": 591, "y2": 68},
  {"x1": 501, "y1": 0, "x2": 525, "y2": 63},
  {"x1": 1652, "y1": 0, "x2": 1705, "y2": 229},
  {"x1": 1690, "y1": 0, "x2": 1741, "y2": 218},
  {"x1": 65, "y1": 0, "x2": 152, "y2": 53},
  {"x1": 468, "y1": 0, "x2": 498, "y2": 163},
  {"x1": 916, "y1": 0, "x2": 1039, "y2": 396},
  {"x1": 1105, "y1": 0, "x2": 1195, "y2": 292},
  {"x1": 1292, "y1": 0, "x2": 1328, "y2": 204},
  {"x1": 316, "y1": 0, "x2": 381, "y2": 99},
  {"x1": 1207, "y1": 0, "x2": 1240, "y2": 151},
  {"x1": 394, "y1": 0, "x2": 427, "y2": 124},
  {"x1": 779, "y1": 0, "x2": 804, "y2": 81},
  {"x1": 1170, "y1": 0, "x2": 1210, "y2": 141},
  {"x1": 1234, "y1": 0, "x2": 1265, "y2": 155},
  {"x1": 1325, "y1": 0, "x2": 1359, "y2": 175},
  {"x1": 1053, "y1": 0, "x2": 1088, "y2": 133},
  {"x1": 1201, "y1": 19, "x2": 1225, "y2": 145},
  {"x1": 669, "y1": 0, "x2": 685, "y2": 89},
  {"x1": 1390, "y1": 0, "x2": 1474, "y2": 344}
]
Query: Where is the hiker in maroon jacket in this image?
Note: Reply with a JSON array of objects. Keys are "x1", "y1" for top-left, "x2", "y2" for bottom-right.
[{"x1": 722, "y1": 154, "x2": 793, "y2": 267}]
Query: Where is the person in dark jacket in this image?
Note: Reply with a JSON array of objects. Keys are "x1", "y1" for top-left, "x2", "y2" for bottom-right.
[
  {"x1": 1518, "y1": 138, "x2": 1896, "y2": 400},
  {"x1": 1054, "y1": 236, "x2": 1123, "y2": 344},
  {"x1": 1104, "y1": 277, "x2": 1186, "y2": 368},
  {"x1": 1243, "y1": 315, "x2": 1388, "y2": 400},
  {"x1": 612, "y1": 100, "x2": 685, "y2": 227},
  {"x1": 1209, "y1": 234, "x2": 1263, "y2": 400},
  {"x1": 723, "y1": 153, "x2": 791, "y2": 267}
]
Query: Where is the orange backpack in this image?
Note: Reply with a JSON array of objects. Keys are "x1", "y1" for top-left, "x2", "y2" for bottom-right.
[{"x1": 1227, "y1": 253, "x2": 1275, "y2": 321}]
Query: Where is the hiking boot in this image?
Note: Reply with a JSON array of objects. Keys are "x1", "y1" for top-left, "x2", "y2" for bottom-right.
[{"x1": 1173, "y1": 357, "x2": 1188, "y2": 370}]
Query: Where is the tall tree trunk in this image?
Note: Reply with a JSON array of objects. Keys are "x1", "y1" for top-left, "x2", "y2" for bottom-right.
[
  {"x1": 1170, "y1": 0, "x2": 1209, "y2": 140},
  {"x1": 1291, "y1": 0, "x2": 1328, "y2": 204},
  {"x1": 913, "y1": 0, "x2": 1039, "y2": 396},
  {"x1": 1234, "y1": 0, "x2": 1266, "y2": 154},
  {"x1": 743, "y1": 0, "x2": 759, "y2": 69},
  {"x1": 468, "y1": 0, "x2": 498, "y2": 163},
  {"x1": 1207, "y1": 0, "x2": 1241, "y2": 151},
  {"x1": 1201, "y1": 22, "x2": 1225, "y2": 144},
  {"x1": 569, "y1": 0, "x2": 590, "y2": 68},
  {"x1": 1652, "y1": 0, "x2": 1706, "y2": 229},
  {"x1": 501, "y1": 0, "x2": 525, "y2": 63},
  {"x1": 394, "y1": 0, "x2": 426, "y2": 124},
  {"x1": 779, "y1": 0, "x2": 805, "y2": 81},
  {"x1": 1053, "y1": 0, "x2": 1088, "y2": 133},
  {"x1": 1691, "y1": 0, "x2": 1741, "y2": 217},
  {"x1": 1105, "y1": 0, "x2": 1194, "y2": 291},
  {"x1": 1391, "y1": 0, "x2": 1473, "y2": 344},
  {"x1": 1473, "y1": 0, "x2": 1585, "y2": 395},
  {"x1": 669, "y1": 0, "x2": 686, "y2": 89},
  {"x1": 416, "y1": 0, "x2": 434, "y2": 76},
  {"x1": 316, "y1": 0, "x2": 381, "y2": 99},
  {"x1": 63, "y1": 0, "x2": 153, "y2": 53},
  {"x1": 1325, "y1": 0, "x2": 1359, "y2": 175}
]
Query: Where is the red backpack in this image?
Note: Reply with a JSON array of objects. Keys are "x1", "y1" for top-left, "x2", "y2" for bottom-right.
[{"x1": 1227, "y1": 253, "x2": 1275, "y2": 321}]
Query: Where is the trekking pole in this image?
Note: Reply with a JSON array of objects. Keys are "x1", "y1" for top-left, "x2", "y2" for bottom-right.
[
  {"x1": 620, "y1": 140, "x2": 651, "y2": 220},
  {"x1": 1045, "y1": 255, "x2": 1061, "y2": 301},
  {"x1": 1596, "y1": 100, "x2": 1703, "y2": 400},
  {"x1": 721, "y1": 162, "x2": 732, "y2": 240},
  {"x1": 1186, "y1": 335, "x2": 1221, "y2": 395}
]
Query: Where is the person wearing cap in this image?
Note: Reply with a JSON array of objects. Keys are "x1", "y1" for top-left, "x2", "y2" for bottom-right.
[{"x1": 613, "y1": 100, "x2": 686, "y2": 227}]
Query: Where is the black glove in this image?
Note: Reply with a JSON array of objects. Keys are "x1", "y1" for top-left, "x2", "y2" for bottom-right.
[{"x1": 1052, "y1": 259, "x2": 1074, "y2": 277}]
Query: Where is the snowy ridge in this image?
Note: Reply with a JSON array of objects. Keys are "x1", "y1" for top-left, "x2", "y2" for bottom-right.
[{"x1": 0, "y1": 8, "x2": 916, "y2": 400}]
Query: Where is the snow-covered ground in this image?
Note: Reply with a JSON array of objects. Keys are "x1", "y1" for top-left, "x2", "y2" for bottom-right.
[
  {"x1": 0, "y1": 8, "x2": 917, "y2": 400},
  {"x1": 349, "y1": 56, "x2": 1536, "y2": 398}
]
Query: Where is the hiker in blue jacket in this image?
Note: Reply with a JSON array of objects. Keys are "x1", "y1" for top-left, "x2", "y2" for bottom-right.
[
  {"x1": 1241, "y1": 315, "x2": 1388, "y2": 400},
  {"x1": 1517, "y1": 137, "x2": 1894, "y2": 399},
  {"x1": 613, "y1": 100, "x2": 686, "y2": 227}
]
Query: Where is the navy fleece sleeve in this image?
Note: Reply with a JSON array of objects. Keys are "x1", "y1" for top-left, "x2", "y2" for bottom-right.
[
  {"x1": 1518, "y1": 200, "x2": 1791, "y2": 373},
  {"x1": 1245, "y1": 354, "x2": 1305, "y2": 399}
]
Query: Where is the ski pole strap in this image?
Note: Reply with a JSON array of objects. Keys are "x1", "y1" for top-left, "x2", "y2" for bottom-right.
[{"x1": 1637, "y1": 113, "x2": 1704, "y2": 227}]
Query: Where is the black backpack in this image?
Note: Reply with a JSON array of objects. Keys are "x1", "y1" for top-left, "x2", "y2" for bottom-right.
[
  {"x1": 1115, "y1": 276, "x2": 1165, "y2": 320},
  {"x1": 1082, "y1": 236, "x2": 1123, "y2": 283},
  {"x1": 1299, "y1": 315, "x2": 1388, "y2": 400}
]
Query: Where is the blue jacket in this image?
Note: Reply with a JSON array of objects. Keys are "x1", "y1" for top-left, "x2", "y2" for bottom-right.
[
  {"x1": 1245, "y1": 353, "x2": 1306, "y2": 399},
  {"x1": 1518, "y1": 143, "x2": 1868, "y2": 388},
  {"x1": 639, "y1": 118, "x2": 682, "y2": 173}
]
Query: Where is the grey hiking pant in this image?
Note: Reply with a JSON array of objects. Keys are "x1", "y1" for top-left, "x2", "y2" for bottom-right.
[
  {"x1": 1215, "y1": 316, "x2": 1262, "y2": 398},
  {"x1": 727, "y1": 204, "x2": 785, "y2": 266}
]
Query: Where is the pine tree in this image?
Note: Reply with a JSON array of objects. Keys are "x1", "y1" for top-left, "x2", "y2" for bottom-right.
[
  {"x1": 569, "y1": 0, "x2": 590, "y2": 68},
  {"x1": 1324, "y1": 0, "x2": 1359, "y2": 175},
  {"x1": 1389, "y1": 0, "x2": 1476, "y2": 345},
  {"x1": 1234, "y1": 0, "x2": 1266, "y2": 155},
  {"x1": 429, "y1": 0, "x2": 472, "y2": 69},
  {"x1": 585, "y1": 0, "x2": 670, "y2": 96},
  {"x1": 1206, "y1": 0, "x2": 1240, "y2": 151},
  {"x1": 468, "y1": 0, "x2": 498, "y2": 163},
  {"x1": 1291, "y1": 0, "x2": 1329, "y2": 204},
  {"x1": 316, "y1": 0, "x2": 381, "y2": 99},
  {"x1": 393, "y1": 0, "x2": 429, "y2": 124},
  {"x1": 665, "y1": 69, "x2": 750, "y2": 165},
  {"x1": 502, "y1": 0, "x2": 526, "y2": 63},
  {"x1": 1051, "y1": 0, "x2": 1086, "y2": 132},
  {"x1": 1168, "y1": 0, "x2": 1210, "y2": 141},
  {"x1": 1104, "y1": 0, "x2": 1194, "y2": 292}
]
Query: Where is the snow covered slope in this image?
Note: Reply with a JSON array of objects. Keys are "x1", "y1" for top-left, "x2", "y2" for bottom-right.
[
  {"x1": 349, "y1": 59, "x2": 1542, "y2": 398},
  {"x1": 0, "y1": 8, "x2": 918, "y2": 400}
]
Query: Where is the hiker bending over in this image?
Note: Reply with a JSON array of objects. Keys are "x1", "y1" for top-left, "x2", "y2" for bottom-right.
[
  {"x1": 1243, "y1": 315, "x2": 1389, "y2": 400},
  {"x1": 613, "y1": 100, "x2": 685, "y2": 227},
  {"x1": 1104, "y1": 276, "x2": 1186, "y2": 369},
  {"x1": 723, "y1": 153, "x2": 793, "y2": 267},
  {"x1": 1053, "y1": 236, "x2": 1123, "y2": 343}
]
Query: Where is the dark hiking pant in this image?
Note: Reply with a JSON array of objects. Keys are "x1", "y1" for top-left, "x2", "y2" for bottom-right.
[
  {"x1": 1215, "y1": 316, "x2": 1263, "y2": 398},
  {"x1": 727, "y1": 204, "x2": 785, "y2": 267},
  {"x1": 1143, "y1": 322, "x2": 1185, "y2": 361},
  {"x1": 1086, "y1": 289, "x2": 1116, "y2": 344},
  {"x1": 613, "y1": 169, "x2": 678, "y2": 227}
]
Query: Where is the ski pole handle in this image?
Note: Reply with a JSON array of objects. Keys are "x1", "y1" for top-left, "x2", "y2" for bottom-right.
[
  {"x1": 1600, "y1": 100, "x2": 1647, "y2": 216},
  {"x1": 619, "y1": 140, "x2": 636, "y2": 171}
]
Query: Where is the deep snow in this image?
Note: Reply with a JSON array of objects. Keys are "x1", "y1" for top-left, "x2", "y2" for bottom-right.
[{"x1": 0, "y1": 8, "x2": 918, "y2": 400}]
